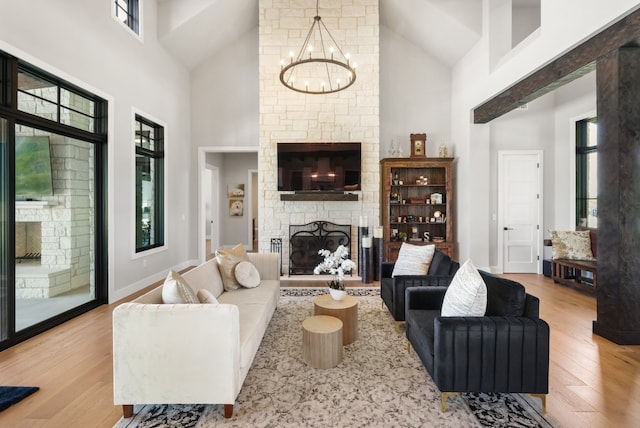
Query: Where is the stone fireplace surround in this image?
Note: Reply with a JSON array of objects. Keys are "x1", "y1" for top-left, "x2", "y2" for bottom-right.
[{"x1": 258, "y1": 0, "x2": 380, "y2": 275}]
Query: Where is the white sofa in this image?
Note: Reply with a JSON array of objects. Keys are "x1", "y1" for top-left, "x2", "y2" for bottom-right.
[{"x1": 112, "y1": 252, "x2": 280, "y2": 419}]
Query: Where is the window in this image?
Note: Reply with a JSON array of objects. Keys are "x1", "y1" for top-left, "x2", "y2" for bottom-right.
[
  {"x1": 135, "y1": 114, "x2": 164, "y2": 252},
  {"x1": 576, "y1": 117, "x2": 597, "y2": 227},
  {"x1": 17, "y1": 67, "x2": 98, "y2": 132},
  {"x1": 114, "y1": 0, "x2": 140, "y2": 35}
]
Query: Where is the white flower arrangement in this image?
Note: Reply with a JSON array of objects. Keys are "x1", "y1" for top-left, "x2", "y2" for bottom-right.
[{"x1": 313, "y1": 245, "x2": 357, "y2": 290}]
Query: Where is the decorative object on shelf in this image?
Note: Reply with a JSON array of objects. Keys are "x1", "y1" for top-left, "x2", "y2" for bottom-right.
[
  {"x1": 388, "y1": 139, "x2": 400, "y2": 157},
  {"x1": 430, "y1": 193, "x2": 443, "y2": 205},
  {"x1": 410, "y1": 133, "x2": 427, "y2": 158},
  {"x1": 279, "y1": 0, "x2": 356, "y2": 95},
  {"x1": 398, "y1": 232, "x2": 408, "y2": 242},
  {"x1": 314, "y1": 245, "x2": 356, "y2": 300},
  {"x1": 439, "y1": 144, "x2": 449, "y2": 158},
  {"x1": 423, "y1": 231, "x2": 431, "y2": 241}
]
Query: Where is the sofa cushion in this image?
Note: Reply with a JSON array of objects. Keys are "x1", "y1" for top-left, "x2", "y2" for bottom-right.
[
  {"x1": 197, "y1": 288, "x2": 219, "y2": 304},
  {"x1": 162, "y1": 270, "x2": 198, "y2": 304},
  {"x1": 441, "y1": 260, "x2": 487, "y2": 317},
  {"x1": 392, "y1": 243, "x2": 435, "y2": 277},
  {"x1": 216, "y1": 244, "x2": 250, "y2": 291},
  {"x1": 181, "y1": 258, "x2": 225, "y2": 298},
  {"x1": 479, "y1": 271, "x2": 527, "y2": 316},
  {"x1": 235, "y1": 261, "x2": 261, "y2": 288},
  {"x1": 550, "y1": 230, "x2": 595, "y2": 260},
  {"x1": 427, "y1": 250, "x2": 460, "y2": 276}
]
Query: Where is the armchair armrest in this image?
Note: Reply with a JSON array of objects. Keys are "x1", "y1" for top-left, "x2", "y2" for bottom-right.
[
  {"x1": 406, "y1": 286, "x2": 448, "y2": 311},
  {"x1": 381, "y1": 262, "x2": 395, "y2": 278},
  {"x1": 432, "y1": 316, "x2": 550, "y2": 394}
]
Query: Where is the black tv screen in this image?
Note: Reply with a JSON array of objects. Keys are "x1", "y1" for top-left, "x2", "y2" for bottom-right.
[
  {"x1": 277, "y1": 142, "x2": 361, "y2": 192},
  {"x1": 15, "y1": 136, "x2": 54, "y2": 198}
]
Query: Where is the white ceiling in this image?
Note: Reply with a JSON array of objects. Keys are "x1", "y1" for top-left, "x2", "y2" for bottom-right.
[{"x1": 157, "y1": 0, "x2": 484, "y2": 70}]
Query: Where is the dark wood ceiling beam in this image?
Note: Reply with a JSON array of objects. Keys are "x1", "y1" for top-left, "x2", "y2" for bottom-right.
[{"x1": 473, "y1": 7, "x2": 640, "y2": 124}]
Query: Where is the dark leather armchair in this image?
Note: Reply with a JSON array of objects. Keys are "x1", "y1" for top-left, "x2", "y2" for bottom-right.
[
  {"x1": 405, "y1": 271, "x2": 550, "y2": 411},
  {"x1": 381, "y1": 250, "x2": 459, "y2": 327}
]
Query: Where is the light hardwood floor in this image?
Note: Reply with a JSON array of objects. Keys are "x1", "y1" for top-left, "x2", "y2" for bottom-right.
[{"x1": 0, "y1": 274, "x2": 639, "y2": 427}]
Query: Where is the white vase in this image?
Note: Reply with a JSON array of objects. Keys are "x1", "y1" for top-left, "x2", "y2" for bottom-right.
[{"x1": 329, "y1": 288, "x2": 346, "y2": 301}]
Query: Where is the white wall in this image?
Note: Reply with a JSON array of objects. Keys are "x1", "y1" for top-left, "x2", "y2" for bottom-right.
[
  {"x1": 380, "y1": 26, "x2": 452, "y2": 157},
  {"x1": 451, "y1": 0, "x2": 640, "y2": 265},
  {"x1": 0, "y1": 0, "x2": 192, "y2": 302}
]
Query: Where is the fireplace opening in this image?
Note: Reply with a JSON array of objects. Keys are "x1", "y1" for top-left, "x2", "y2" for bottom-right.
[
  {"x1": 288, "y1": 221, "x2": 351, "y2": 275},
  {"x1": 15, "y1": 221, "x2": 42, "y2": 263}
]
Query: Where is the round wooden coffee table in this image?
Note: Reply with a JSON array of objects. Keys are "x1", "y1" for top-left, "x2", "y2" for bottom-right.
[
  {"x1": 313, "y1": 294, "x2": 358, "y2": 345},
  {"x1": 302, "y1": 315, "x2": 343, "y2": 369}
]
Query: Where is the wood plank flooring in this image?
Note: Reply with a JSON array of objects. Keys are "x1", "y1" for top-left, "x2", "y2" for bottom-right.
[{"x1": 0, "y1": 274, "x2": 639, "y2": 427}]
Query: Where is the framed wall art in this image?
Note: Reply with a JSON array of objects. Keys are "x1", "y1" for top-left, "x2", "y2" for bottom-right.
[{"x1": 229, "y1": 199, "x2": 244, "y2": 216}]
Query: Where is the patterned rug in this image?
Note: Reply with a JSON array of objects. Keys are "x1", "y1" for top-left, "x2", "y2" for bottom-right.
[{"x1": 114, "y1": 288, "x2": 557, "y2": 427}]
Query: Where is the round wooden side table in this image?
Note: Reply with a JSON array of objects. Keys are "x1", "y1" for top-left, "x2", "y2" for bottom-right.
[
  {"x1": 302, "y1": 315, "x2": 343, "y2": 369},
  {"x1": 313, "y1": 294, "x2": 358, "y2": 345}
]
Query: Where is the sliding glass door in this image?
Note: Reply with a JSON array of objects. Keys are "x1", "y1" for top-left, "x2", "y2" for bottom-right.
[
  {"x1": 14, "y1": 127, "x2": 96, "y2": 330},
  {"x1": 0, "y1": 51, "x2": 107, "y2": 350}
]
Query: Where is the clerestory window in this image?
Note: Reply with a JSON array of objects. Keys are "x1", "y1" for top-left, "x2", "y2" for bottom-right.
[{"x1": 113, "y1": 0, "x2": 140, "y2": 35}]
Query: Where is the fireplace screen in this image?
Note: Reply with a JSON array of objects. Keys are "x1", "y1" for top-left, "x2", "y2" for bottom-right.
[{"x1": 289, "y1": 221, "x2": 351, "y2": 275}]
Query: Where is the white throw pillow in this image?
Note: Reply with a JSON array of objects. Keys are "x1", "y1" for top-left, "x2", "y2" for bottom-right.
[
  {"x1": 162, "y1": 270, "x2": 199, "y2": 304},
  {"x1": 440, "y1": 260, "x2": 487, "y2": 317},
  {"x1": 197, "y1": 288, "x2": 219, "y2": 304},
  {"x1": 235, "y1": 261, "x2": 261, "y2": 288},
  {"x1": 392, "y1": 243, "x2": 436, "y2": 277}
]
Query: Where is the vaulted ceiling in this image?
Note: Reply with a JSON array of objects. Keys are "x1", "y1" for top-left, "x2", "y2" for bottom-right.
[{"x1": 157, "y1": 0, "x2": 486, "y2": 70}]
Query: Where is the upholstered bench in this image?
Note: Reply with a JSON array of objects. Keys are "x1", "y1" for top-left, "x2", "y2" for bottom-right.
[{"x1": 549, "y1": 227, "x2": 597, "y2": 294}]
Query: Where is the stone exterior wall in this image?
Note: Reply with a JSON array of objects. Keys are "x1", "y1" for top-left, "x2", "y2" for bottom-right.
[
  {"x1": 15, "y1": 134, "x2": 95, "y2": 298},
  {"x1": 259, "y1": 0, "x2": 380, "y2": 274}
]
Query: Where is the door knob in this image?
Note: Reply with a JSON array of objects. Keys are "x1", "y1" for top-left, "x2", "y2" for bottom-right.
[{"x1": 504, "y1": 227, "x2": 514, "y2": 231}]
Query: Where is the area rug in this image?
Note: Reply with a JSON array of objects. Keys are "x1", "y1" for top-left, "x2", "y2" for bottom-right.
[
  {"x1": 0, "y1": 386, "x2": 39, "y2": 412},
  {"x1": 114, "y1": 288, "x2": 557, "y2": 427}
]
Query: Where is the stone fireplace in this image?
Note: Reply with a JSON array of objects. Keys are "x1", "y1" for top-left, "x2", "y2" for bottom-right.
[{"x1": 258, "y1": 0, "x2": 380, "y2": 275}]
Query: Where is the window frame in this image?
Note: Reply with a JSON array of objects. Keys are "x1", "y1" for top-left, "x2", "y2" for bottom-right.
[
  {"x1": 575, "y1": 117, "x2": 597, "y2": 227},
  {"x1": 112, "y1": 0, "x2": 143, "y2": 40},
  {"x1": 133, "y1": 111, "x2": 165, "y2": 255}
]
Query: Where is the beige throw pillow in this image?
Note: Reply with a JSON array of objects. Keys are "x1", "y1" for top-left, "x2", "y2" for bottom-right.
[
  {"x1": 392, "y1": 243, "x2": 436, "y2": 277},
  {"x1": 162, "y1": 270, "x2": 199, "y2": 304},
  {"x1": 215, "y1": 244, "x2": 250, "y2": 291},
  {"x1": 235, "y1": 261, "x2": 261, "y2": 288},
  {"x1": 440, "y1": 260, "x2": 487, "y2": 317},
  {"x1": 197, "y1": 288, "x2": 219, "y2": 304},
  {"x1": 550, "y1": 230, "x2": 595, "y2": 260}
]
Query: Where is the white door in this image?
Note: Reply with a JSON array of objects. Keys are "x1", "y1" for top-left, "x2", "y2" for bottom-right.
[{"x1": 498, "y1": 151, "x2": 543, "y2": 273}]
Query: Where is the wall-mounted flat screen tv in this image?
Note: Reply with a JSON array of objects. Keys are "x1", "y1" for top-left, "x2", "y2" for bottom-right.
[
  {"x1": 277, "y1": 142, "x2": 361, "y2": 192},
  {"x1": 15, "y1": 136, "x2": 54, "y2": 198}
]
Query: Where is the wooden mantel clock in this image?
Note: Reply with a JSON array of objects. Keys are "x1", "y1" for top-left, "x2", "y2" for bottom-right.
[{"x1": 410, "y1": 133, "x2": 427, "y2": 158}]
